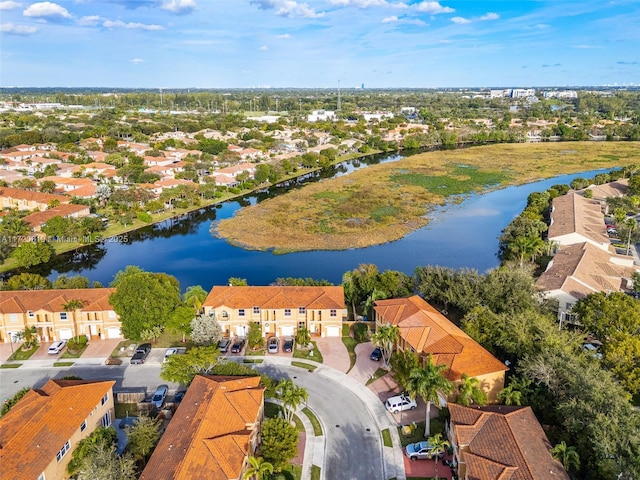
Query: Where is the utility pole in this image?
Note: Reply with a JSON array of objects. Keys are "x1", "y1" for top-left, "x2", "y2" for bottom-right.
[{"x1": 337, "y1": 80, "x2": 341, "y2": 112}]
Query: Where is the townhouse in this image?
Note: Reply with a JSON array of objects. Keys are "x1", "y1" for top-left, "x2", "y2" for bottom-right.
[
  {"x1": 22, "y1": 203, "x2": 91, "y2": 234},
  {"x1": 0, "y1": 379, "x2": 116, "y2": 480},
  {"x1": 140, "y1": 375, "x2": 264, "y2": 480},
  {"x1": 202, "y1": 285, "x2": 346, "y2": 338},
  {"x1": 0, "y1": 186, "x2": 70, "y2": 211},
  {"x1": 374, "y1": 295, "x2": 508, "y2": 402},
  {"x1": 447, "y1": 403, "x2": 569, "y2": 480},
  {"x1": 0, "y1": 288, "x2": 122, "y2": 344}
]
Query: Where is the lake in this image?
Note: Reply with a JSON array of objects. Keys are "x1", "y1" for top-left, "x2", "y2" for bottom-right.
[{"x1": 31, "y1": 158, "x2": 610, "y2": 290}]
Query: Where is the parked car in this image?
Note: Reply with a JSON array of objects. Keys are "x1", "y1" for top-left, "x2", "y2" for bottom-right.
[
  {"x1": 218, "y1": 338, "x2": 231, "y2": 352},
  {"x1": 151, "y1": 385, "x2": 168, "y2": 409},
  {"x1": 48, "y1": 340, "x2": 67, "y2": 354},
  {"x1": 405, "y1": 441, "x2": 445, "y2": 461},
  {"x1": 231, "y1": 338, "x2": 246, "y2": 353},
  {"x1": 283, "y1": 338, "x2": 294, "y2": 353},
  {"x1": 370, "y1": 346, "x2": 383, "y2": 361},
  {"x1": 174, "y1": 390, "x2": 186, "y2": 403},
  {"x1": 385, "y1": 393, "x2": 417, "y2": 413},
  {"x1": 130, "y1": 343, "x2": 152, "y2": 364},
  {"x1": 119, "y1": 416, "x2": 137, "y2": 429},
  {"x1": 163, "y1": 348, "x2": 178, "y2": 362},
  {"x1": 268, "y1": 336, "x2": 279, "y2": 353}
]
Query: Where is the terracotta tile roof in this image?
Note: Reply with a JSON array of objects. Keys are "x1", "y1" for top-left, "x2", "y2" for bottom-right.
[
  {"x1": 536, "y1": 242, "x2": 637, "y2": 300},
  {"x1": 203, "y1": 286, "x2": 345, "y2": 310},
  {"x1": 140, "y1": 375, "x2": 264, "y2": 480},
  {"x1": 449, "y1": 404, "x2": 569, "y2": 480},
  {"x1": 0, "y1": 186, "x2": 70, "y2": 205},
  {"x1": 0, "y1": 379, "x2": 115, "y2": 480},
  {"x1": 0, "y1": 288, "x2": 117, "y2": 314},
  {"x1": 548, "y1": 192, "x2": 609, "y2": 247},
  {"x1": 374, "y1": 296, "x2": 507, "y2": 380},
  {"x1": 22, "y1": 204, "x2": 90, "y2": 228}
]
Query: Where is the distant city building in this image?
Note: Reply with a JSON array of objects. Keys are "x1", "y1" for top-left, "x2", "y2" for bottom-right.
[
  {"x1": 511, "y1": 88, "x2": 536, "y2": 98},
  {"x1": 307, "y1": 110, "x2": 336, "y2": 122},
  {"x1": 543, "y1": 90, "x2": 578, "y2": 99}
]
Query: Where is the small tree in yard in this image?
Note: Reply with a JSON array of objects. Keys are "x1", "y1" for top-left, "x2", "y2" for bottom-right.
[
  {"x1": 190, "y1": 314, "x2": 222, "y2": 346},
  {"x1": 259, "y1": 417, "x2": 298, "y2": 472},
  {"x1": 429, "y1": 433, "x2": 450, "y2": 479},
  {"x1": 243, "y1": 456, "x2": 273, "y2": 480},
  {"x1": 67, "y1": 426, "x2": 117, "y2": 477},
  {"x1": 15, "y1": 325, "x2": 38, "y2": 350},
  {"x1": 76, "y1": 441, "x2": 136, "y2": 480},
  {"x1": 295, "y1": 326, "x2": 311, "y2": 348},
  {"x1": 125, "y1": 415, "x2": 162, "y2": 465},
  {"x1": 1, "y1": 387, "x2": 30, "y2": 416},
  {"x1": 247, "y1": 321, "x2": 264, "y2": 350},
  {"x1": 160, "y1": 345, "x2": 220, "y2": 385},
  {"x1": 276, "y1": 379, "x2": 308, "y2": 423}
]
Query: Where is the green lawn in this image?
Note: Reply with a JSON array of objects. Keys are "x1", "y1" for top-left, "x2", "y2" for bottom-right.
[
  {"x1": 293, "y1": 341, "x2": 323, "y2": 363},
  {"x1": 291, "y1": 361, "x2": 317, "y2": 371},
  {"x1": 243, "y1": 358, "x2": 264, "y2": 364},
  {"x1": 264, "y1": 402, "x2": 304, "y2": 432},
  {"x1": 114, "y1": 403, "x2": 138, "y2": 419},
  {"x1": 8, "y1": 345, "x2": 38, "y2": 361},
  {"x1": 366, "y1": 367, "x2": 389, "y2": 385},
  {"x1": 398, "y1": 418, "x2": 447, "y2": 447},
  {"x1": 302, "y1": 407, "x2": 323, "y2": 436},
  {"x1": 342, "y1": 336, "x2": 358, "y2": 373},
  {"x1": 382, "y1": 428, "x2": 393, "y2": 447},
  {"x1": 53, "y1": 361, "x2": 75, "y2": 367},
  {"x1": 0, "y1": 363, "x2": 21, "y2": 368},
  {"x1": 310, "y1": 465, "x2": 321, "y2": 480},
  {"x1": 61, "y1": 343, "x2": 89, "y2": 359}
]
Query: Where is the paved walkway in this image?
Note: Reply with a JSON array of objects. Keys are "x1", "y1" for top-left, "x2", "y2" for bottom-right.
[
  {"x1": 347, "y1": 341, "x2": 381, "y2": 384},
  {"x1": 313, "y1": 337, "x2": 350, "y2": 373}
]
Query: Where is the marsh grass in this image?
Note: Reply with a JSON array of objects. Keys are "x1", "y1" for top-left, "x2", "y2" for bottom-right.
[{"x1": 215, "y1": 142, "x2": 640, "y2": 252}]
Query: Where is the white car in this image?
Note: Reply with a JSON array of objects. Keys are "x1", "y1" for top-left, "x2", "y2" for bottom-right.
[
  {"x1": 48, "y1": 340, "x2": 66, "y2": 354},
  {"x1": 385, "y1": 393, "x2": 417, "y2": 413},
  {"x1": 163, "y1": 348, "x2": 178, "y2": 362}
]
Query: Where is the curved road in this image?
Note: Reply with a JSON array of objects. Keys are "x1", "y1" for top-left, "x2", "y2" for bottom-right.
[{"x1": 1, "y1": 361, "x2": 386, "y2": 480}]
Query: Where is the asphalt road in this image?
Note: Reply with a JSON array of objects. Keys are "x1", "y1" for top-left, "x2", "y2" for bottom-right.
[
  {"x1": 1, "y1": 359, "x2": 386, "y2": 480},
  {"x1": 257, "y1": 364, "x2": 385, "y2": 480}
]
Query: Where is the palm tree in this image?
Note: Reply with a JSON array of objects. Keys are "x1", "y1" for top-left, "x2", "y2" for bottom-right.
[
  {"x1": 243, "y1": 456, "x2": 273, "y2": 480},
  {"x1": 405, "y1": 355, "x2": 453, "y2": 437},
  {"x1": 183, "y1": 285, "x2": 208, "y2": 315},
  {"x1": 62, "y1": 299, "x2": 85, "y2": 342},
  {"x1": 372, "y1": 323, "x2": 399, "y2": 365},
  {"x1": 456, "y1": 373, "x2": 487, "y2": 406},
  {"x1": 497, "y1": 385, "x2": 522, "y2": 406},
  {"x1": 428, "y1": 433, "x2": 451, "y2": 480},
  {"x1": 623, "y1": 217, "x2": 637, "y2": 255},
  {"x1": 551, "y1": 441, "x2": 580, "y2": 473},
  {"x1": 511, "y1": 235, "x2": 545, "y2": 267},
  {"x1": 277, "y1": 380, "x2": 308, "y2": 424}
]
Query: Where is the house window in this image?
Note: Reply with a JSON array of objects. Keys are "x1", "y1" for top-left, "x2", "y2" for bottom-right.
[
  {"x1": 565, "y1": 302, "x2": 573, "y2": 310},
  {"x1": 9, "y1": 313, "x2": 18, "y2": 322},
  {"x1": 222, "y1": 310, "x2": 229, "y2": 318},
  {"x1": 37, "y1": 473, "x2": 45, "y2": 480},
  {"x1": 253, "y1": 306, "x2": 260, "y2": 314},
  {"x1": 298, "y1": 307, "x2": 306, "y2": 314},
  {"x1": 238, "y1": 309, "x2": 245, "y2": 317},
  {"x1": 101, "y1": 412, "x2": 111, "y2": 428},
  {"x1": 101, "y1": 393, "x2": 108, "y2": 406},
  {"x1": 80, "y1": 420, "x2": 87, "y2": 432},
  {"x1": 60, "y1": 312, "x2": 68, "y2": 321},
  {"x1": 284, "y1": 309, "x2": 291, "y2": 316},
  {"x1": 27, "y1": 310, "x2": 34, "y2": 318},
  {"x1": 298, "y1": 321, "x2": 306, "y2": 330},
  {"x1": 56, "y1": 440, "x2": 71, "y2": 462},
  {"x1": 330, "y1": 309, "x2": 337, "y2": 317}
]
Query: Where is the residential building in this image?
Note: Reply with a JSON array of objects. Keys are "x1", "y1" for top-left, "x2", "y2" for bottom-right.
[
  {"x1": 0, "y1": 186, "x2": 70, "y2": 211},
  {"x1": 140, "y1": 375, "x2": 264, "y2": 480},
  {"x1": 374, "y1": 296, "x2": 508, "y2": 402},
  {"x1": 22, "y1": 203, "x2": 91, "y2": 233},
  {"x1": 203, "y1": 285, "x2": 346, "y2": 338},
  {"x1": 0, "y1": 379, "x2": 116, "y2": 480},
  {"x1": 536, "y1": 242, "x2": 637, "y2": 325},
  {"x1": 0, "y1": 288, "x2": 121, "y2": 344},
  {"x1": 447, "y1": 403, "x2": 569, "y2": 480},
  {"x1": 547, "y1": 192, "x2": 611, "y2": 251}
]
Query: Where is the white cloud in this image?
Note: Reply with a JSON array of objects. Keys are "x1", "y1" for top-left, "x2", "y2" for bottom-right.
[
  {"x1": 259, "y1": 45, "x2": 268, "y2": 50},
  {"x1": 103, "y1": 19, "x2": 164, "y2": 30},
  {"x1": 329, "y1": 0, "x2": 386, "y2": 6},
  {"x1": 414, "y1": 1, "x2": 453, "y2": 14},
  {"x1": 479, "y1": 12, "x2": 499, "y2": 21},
  {"x1": 130, "y1": 58, "x2": 145, "y2": 64},
  {"x1": 276, "y1": 33, "x2": 291, "y2": 38},
  {"x1": 250, "y1": 0, "x2": 324, "y2": 18},
  {"x1": 0, "y1": 22, "x2": 37, "y2": 34},
  {"x1": 161, "y1": 0, "x2": 196, "y2": 14},
  {"x1": 382, "y1": 15, "x2": 398, "y2": 23},
  {"x1": 23, "y1": 2, "x2": 71, "y2": 18},
  {"x1": 77, "y1": 15, "x2": 101, "y2": 26},
  {"x1": 0, "y1": 1, "x2": 21, "y2": 10},
  {"x1": 451, "y1": 16, "x2": 470, "y2": 24}
]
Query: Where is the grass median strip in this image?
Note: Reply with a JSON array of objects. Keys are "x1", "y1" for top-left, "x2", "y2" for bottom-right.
[
  {"x1": 382, "y1": 428, "x2": 393, "y2": 447},
  {"x1": 311, "y1": 465, "x2": 321, "y2": 480},
  {"x1": 291, "y1": 361, "x2": 317, "y2": 371},
  {"x1": 302, "y1": 407, "x2": 323, "y2": 436},
  {"x1": 53, "y1": 361, "x2": 75, "y2": 367},
  {"x1": 0, "y1": 363, "x2": 21, "y2": 368}
]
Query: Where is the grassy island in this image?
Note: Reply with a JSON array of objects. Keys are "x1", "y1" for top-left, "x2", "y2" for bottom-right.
[{"x1": 214, "y1": 142, "x2": 640, "y2": 253}]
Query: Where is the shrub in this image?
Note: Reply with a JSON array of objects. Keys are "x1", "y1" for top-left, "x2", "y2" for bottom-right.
[
  {"x1": 353, "y1": 323, "x2": 369, "y2": 342},
  {"x1": 67, "y1": 335, "x2": 88, "y2": 352},
  {"x1": 137, "y1": 211, "x2": 152, "y2": 223}
]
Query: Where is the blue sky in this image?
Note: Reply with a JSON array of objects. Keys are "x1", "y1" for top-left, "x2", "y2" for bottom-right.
[{"x1": 1, "y1": 0, "x2": 638, "y2": 88}]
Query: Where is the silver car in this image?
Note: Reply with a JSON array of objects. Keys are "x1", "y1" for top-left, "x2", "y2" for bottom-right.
[
  {"x1": 267, "y1": 336, "x2": 279, "y2": 353},
  {"x1": 151, "y1": 385, "x2": 168, "y2": 409}
]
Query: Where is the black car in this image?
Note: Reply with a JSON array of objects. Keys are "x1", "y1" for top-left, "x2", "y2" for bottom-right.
[
  {"x1": 231, "y1": 338, "x2": 246, "y2": 353},
  {"x1": 370, "y1": 347, "x2": 383, "y2": 361},
  {"x1": 174, "y1": 391, "x2": 186, "y2": 403},
  {"x1": 283, "y1": 338, "x2": 294, "y2": 353},
  {"x1": 130, "y1": 343, "x2": 152, "y2": 364}
]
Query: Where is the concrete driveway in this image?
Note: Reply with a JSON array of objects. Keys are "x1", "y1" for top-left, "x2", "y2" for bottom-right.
[
  {"x1": 314, "y1": 337, "x2": 350, "y2": 373},
  {"x1": 347, "y1": 341, "x2": 382, "y2": 384}
]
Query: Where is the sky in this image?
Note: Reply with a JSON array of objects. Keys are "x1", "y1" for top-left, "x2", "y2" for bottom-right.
[{"x1": 0, "y1": 0, "x2": 639, "y2": 88}]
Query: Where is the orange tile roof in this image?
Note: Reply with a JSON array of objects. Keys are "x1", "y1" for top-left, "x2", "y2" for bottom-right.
[
  {"x1": 0, "y1": 186, "x2": 71, "y2": 204},
  {"x1": 0, "y1": 379, "x2": 115, "y2": 480},
  {"x1": 204, "y1": 285, "x2": 345, "y2": 310},
  {"x1": 0, "y1": 288, "x2": 116, "y2": 314},
  {"x1": 140, "y1": 375, "x2": 264, "y2": 480},
  {"x1": 374, "y1": 296, "x2": 507, "y2": 380},
  {"x1": 22, "y1": 204, "x2": 90, "y2": 228},
  {"x1": 449, "y1": 404, "x2": 569, "y2": 480}
]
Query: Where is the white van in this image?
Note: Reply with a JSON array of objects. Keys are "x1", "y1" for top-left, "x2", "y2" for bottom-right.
[{"x1": 385, "y1": 393, "x2": 417, "y2": 413}]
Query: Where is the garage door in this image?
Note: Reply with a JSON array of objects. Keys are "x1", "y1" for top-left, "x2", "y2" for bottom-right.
[
  {"x1": 326, "y1": 326, "x2": 340, "y2": 337},
  {"x1": 235, "y1": 325, "x2": 248, "y2": 337},
  {"x1": 281, "y1": 326, "x2": 294, "y2": 337},
  {"x1": 107, "y1": 327, "x2": 121, "y2": 339},
  {"x1": 59, "y1": 329, "x2": 73, "y2": 340}
]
